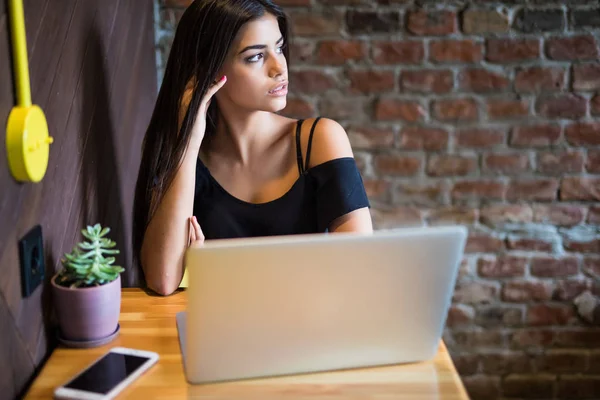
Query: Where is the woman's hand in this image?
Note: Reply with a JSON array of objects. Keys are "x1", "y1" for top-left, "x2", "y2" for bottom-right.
[
  {"x1": 180, "y1": 76, "x2": 227, "y2": 153},
  {"x1": 188, "y1": 216, "x2": 204, "y2": 247}
]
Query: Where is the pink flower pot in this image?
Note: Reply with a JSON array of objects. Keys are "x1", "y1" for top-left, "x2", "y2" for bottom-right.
[{"x1": 51, "y1": 274, "x2": 121, "y2": 342}]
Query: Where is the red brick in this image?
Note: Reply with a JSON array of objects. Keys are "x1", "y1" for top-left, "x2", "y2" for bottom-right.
[
  {"x1": 510, "y1": 329, "x2": 554, "y2": 349},
  {"x1": 480, "y1": 204, "x2": 533, "y2": 226},
  {"x1": 557, "y1": 376, "x2": 600, "y2": 399},
  {"x1": 589, "y1": 206, "x2": 600, "y2": 224},
  {"x1": 510, "y1": 124, "x2": 561, "y2": 147},
  {"x1": 553, "y1": 278, "x2": 592, "y2": 301},
  {"x1": 527, "y1": 304, "x2": 574, "y2": 326},
  {"x1": 399, "y1": 127, "x2": 448, "y2": 151},
  {"x1": 429, "y1": 39, "x2": 483, "y2": 63},
  {"x1": 503, "y1": 375, "x2": 556, "y2": 399},
  {"x1": 446, "y1": 305, "x2": 475, "y2": 328},
  {"x1": 320, "y1": 96, "x2": 366, "y2": 120},
  {"x1": 453, "y1": 281, "x2": 499, "y2": 304},
  {"x1": 455, "y1": 128, "x2": 505, "y2": 149},
  {"x1": 531, "y1": 256, "x2": 579, "y2": 278},
  {"x1": 565, "y1": 122, "x2": 600, "y2": 145},
  {"x1": 373, "y1": 154, "x2": 422, "y2": 176},
  {"x1": 536, "y1": 94, "x2": 587, "y2": 119},
  {"x1": 502, "y1": 281, "x2": 554, "y2": 303},
  {"x1": 486, "y1": 98, "x2": 529, "y2": 120},
  {"x1": 427, "y1": 207, "x2": 479, "y2": 226},
  {"x1": 476, "y1": 306, "x2": 523, "y2": 327},
  {"x1": 588, "y1": 149, "x2": 600, "y2": 173},
  {"x1": 507, "y1": 237, "x2": 554, "y2": 252},
  {"x1": 400, "y1": 70, "x2": 453, "y2": 94},
  {"x1": 533, "y1": 204, "x2": 586, "y2": 227},
  {"x1": 462, "y1": 9, "x2": 509, "y2": 34},
  {"x1": 406, "y1": 10, "x2": 457, "y2": 36},
  {"x1": 393, "y1": 181, "x2": 449, "y2": 207},
  {"x1": 289, "y1": 41, "x2": 315, "y2": 64},
  {"x1": 515, "y1": 66, "x2": 566, "y2": 92},
  {"x1": 555, "y1": 329, "x2": 600, "y2": 348},
  {"x1": 565, "y1": 234, "x2": 600, "y2": 254},
  {"x1": 316, "y1": 40, "x2": 366, "y2": 65},
  {"x1": 362, "y1": 179, "x2": 390, "y2": 201},
  {"x1": 478, "y1": 256, "x2": 527, "y2": 278},
  {"x1": 583, "y1": 257, "x2": 600, "y2": 277},
  {"x1": 546, "y1": 34, "x2": 599, "y2": 60},
  {"x1": 465, "y1": 233, "x2": 505, "y2": 253},
  {"x1": 462, "y1": 375, "x2": 501, "y2": 400},
  {"x1": 459, "y1": 68, "x2": 509, "y2": 92},
  {"x1": 453, "y1": 330, "x2": 506, "y2": 349},
  {"x1": 348, "y1": 70, "x2": 395, "y2": 94},
  {"x1": 507, "y1": 178, "x2": 559, "y2": 201},
  {"x1": 372, "y1": 40, "x2": 424, "y2": 65},
  {"x1": 452, "y1": 180, "x2": 505, "y2": 201},
  {"x1": 537, "y1": 350, "x2": 589, "y2": 373},
  {"x1": 282, "y1": 97, "x2": 315, "y2": 119},
  {"x1": 370, "y1": 206, "x2": 423, "y2": 230},
  {"x1": 347, "y1": 126, "x2": 394, "y2": 149},
  {"x1": 564, "y1": 236, "x2": 600, "y2": 254},
  {"x1": 432, "y1": 98, "x2": 478, "y2": 122},
  {"x1": 483, "y1": 152, "x2": 529, "y2": 175},
  {"x1": 560, "y1": 177, "x2": 600, "y2": 201},
  {"x1": 480, "y1": 351, "x2": 533, "y2": 375},
  {"x1": 590, "y1": 351, "x2": 600, "y2": 373},
  {"x1": 289, "y1": 11, "x2": 342, "y2": 36},
  {"x1": 346, "y1": 10, "x2": 401, "y2": 34},
  {"x1": 290, "y1": 70, "x2": 335, "y2": 94},
  {"x1": 486, "y1": 38, "x2": 540, "y2": 63},
  {"x1": 573, "y1": 62, "x2": 600, "y2": 91},
  {"x1": 450, "y1": 353, "x2": 479, "y2": 375},
  {"x1": 591, "y1": 95, "x2": 600, "y2": 115},
  {"x1": 375, "y1": 99, "x2": 425, "y2": 122},
  {"x1": 537, "y1": 150, "x2": 585, "y2": 175},
  {"x1": 427, "y1": 155, "x2": 477, "y2": 177}
]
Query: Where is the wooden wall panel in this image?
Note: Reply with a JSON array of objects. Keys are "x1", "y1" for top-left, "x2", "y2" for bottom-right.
[{"x1": 0, "y1": 1, "x2": 157, "y2": 398}]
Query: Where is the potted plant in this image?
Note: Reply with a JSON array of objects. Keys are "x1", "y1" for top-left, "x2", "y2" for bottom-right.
[{"x1": 51, "y1": 223, "x2": 125, "y2": 346}]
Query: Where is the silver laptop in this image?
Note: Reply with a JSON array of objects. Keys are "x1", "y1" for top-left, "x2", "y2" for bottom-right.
[{"x1": 176, "y1": 226, "x2": 467, "y2": 384}]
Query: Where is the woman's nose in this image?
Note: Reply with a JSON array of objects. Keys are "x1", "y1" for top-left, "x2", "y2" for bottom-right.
[{"x1": 269, "y1": 58, "x2": 286, "y2": 78}]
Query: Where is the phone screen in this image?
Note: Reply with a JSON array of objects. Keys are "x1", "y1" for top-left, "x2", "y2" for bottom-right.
[{"x1": 64, "y1": 352, "x2": 149, "y2": 394}]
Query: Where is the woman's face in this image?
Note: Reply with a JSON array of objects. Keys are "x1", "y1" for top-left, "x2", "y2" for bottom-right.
[{"x1": 216, "y1": 13, "x2": 288, "y2": 113}]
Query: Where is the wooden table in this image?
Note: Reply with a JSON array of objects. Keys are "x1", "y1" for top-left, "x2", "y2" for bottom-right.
[{"x1": 25, "y1": 289, "x2": 470, "y2": 399}]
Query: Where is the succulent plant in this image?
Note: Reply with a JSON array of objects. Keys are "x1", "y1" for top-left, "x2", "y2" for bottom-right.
[{"x1": 56, "y1": 223, "x2": 125, "y2": 288}]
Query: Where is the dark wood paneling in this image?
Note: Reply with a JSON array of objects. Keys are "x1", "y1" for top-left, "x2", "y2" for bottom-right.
[{"x1": 0, "y1": 0, "x2": 157, "y2": 398}]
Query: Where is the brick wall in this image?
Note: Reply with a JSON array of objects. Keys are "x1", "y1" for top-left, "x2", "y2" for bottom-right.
[{"x1": 156, "y1": 1, "x2": 600, "y2": 398}]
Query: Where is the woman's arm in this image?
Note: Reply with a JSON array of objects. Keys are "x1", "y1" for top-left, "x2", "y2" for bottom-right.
[
  {"x1": 300, "y1": 117, "x2": 374, "y2": 234},
  {"x1": 140, "y1": 149, "x2": 200, "y2": 296},
  {"x1": 140, "y1": 76, "x2": 226, "y2": 296}
]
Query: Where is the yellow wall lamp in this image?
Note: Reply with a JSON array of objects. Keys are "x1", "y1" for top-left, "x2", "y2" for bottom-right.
[{"x1": 6, "y1": 0, "x2": 53, "y2": 183}]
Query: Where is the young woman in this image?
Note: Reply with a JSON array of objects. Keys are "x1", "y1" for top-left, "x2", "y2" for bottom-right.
[{"x1": 133, "y1": 0, "x2": 373, "y2": 296}]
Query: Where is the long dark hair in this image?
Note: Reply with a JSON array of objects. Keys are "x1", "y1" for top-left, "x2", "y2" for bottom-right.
[{"x1": 132, "y1": 0, "x2": 290, "y2": 274}]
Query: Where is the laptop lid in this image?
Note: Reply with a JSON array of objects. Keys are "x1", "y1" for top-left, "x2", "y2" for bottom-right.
[{"x1": 180, "y1": 226, "x2": 467, "y2": 384}]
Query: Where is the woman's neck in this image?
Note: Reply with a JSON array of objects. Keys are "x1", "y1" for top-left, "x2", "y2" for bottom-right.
[{"x1": 209, "y1": 108, "x2": 281, "y2": 166}]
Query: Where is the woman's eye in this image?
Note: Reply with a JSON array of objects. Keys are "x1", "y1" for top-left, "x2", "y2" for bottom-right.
[
  {"x1": 276, "y1": 45, "x2": 284, "y2": 54},
  {"x1": 246, "y1": 53, "x2": 263, "y2": 63}
]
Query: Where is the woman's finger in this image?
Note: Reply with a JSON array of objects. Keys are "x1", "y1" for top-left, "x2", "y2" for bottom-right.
[
  {"x1": 200, "y1": 75, "x2": 227, "y2": 111},
  {"x1": 192, "y1": 216, "x2": 204, "y2": 242},
  {"x1": 188, "y1": 217, "x2": 196, "y2": 246}
]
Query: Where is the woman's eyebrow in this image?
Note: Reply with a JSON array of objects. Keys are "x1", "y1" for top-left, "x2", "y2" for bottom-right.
[{"x1": 238, "y1": 36, "x2": 284, "y2": 55}]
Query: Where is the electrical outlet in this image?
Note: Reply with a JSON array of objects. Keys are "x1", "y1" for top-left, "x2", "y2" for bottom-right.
[{"x1": 19, "y1": 225, "x2": 45, "y2": 298}]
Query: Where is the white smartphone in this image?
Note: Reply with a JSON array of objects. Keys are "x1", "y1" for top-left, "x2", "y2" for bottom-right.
[{"x1": 53, "y1": 347, "x2": 159, "y2": 399}]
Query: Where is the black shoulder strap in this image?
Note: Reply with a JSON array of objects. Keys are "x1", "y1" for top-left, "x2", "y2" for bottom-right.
[
  {"x1": 304, "y1": 117, "x2": 322, "y2": 172},
  {"x1": 295, "y1": 119, "x2": 305, "y2": 175}
]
